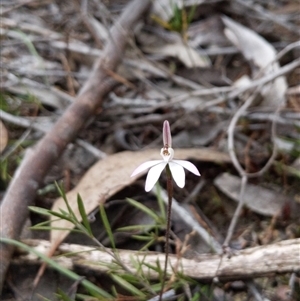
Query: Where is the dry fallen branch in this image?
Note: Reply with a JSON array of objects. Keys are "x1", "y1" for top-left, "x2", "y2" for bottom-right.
[
  {"x1": 13, "y1": 238, "x2": 300, "y2": 281},
  {"x1": 0, "y1": 0, "x2": 151, "y2": 291}
]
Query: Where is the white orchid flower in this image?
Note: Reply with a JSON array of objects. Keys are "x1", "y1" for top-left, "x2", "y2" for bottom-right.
[{"x1": 131, "y1": 120, "x2": 200, "y2": 192}]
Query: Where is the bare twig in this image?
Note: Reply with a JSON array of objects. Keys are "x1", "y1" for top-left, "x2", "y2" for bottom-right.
[
  {"x1": 221, "y1": 43, "x2": 300, "y2": 247},
  {"x1": 223, "y1": 59, "x2": 300, "y2": 249},
  {"x1": 0, "y1": 109, "x2": 106, "y2": 159},
  {"x1": 168, "y1": 57, "x2": 300, "y2": 108},
  {"x1": 224, "y1": 91, "x2": 278, "y2": 249},
  {"x1": 235, "y1": 0, "x2": 300, "y2": 35},
  {"x1": 223, "y1": 175, "x2": 247, "y2": 248},
  {"x1": 0, "y1": 0, "x2": 43, "y2": 16},
  {"x1": 0, "y1": 0, "x2": 151, "y2": 292},
  {"x1": 222, "y1": 51, "x2": 298, "y2": 248},
  {"x1": 10, "y1": 238, "x2": 300, "y2": 281},
  {"x1": 227, "y1": 93, "x2": 279, "y2": 179}
]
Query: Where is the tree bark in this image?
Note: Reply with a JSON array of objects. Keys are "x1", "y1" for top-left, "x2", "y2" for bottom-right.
[{"x1": 0, "y1": 0, "x2": 151, "y2": 291}]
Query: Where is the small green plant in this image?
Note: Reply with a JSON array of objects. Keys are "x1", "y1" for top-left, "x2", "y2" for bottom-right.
[
  {"x1": 23, "y1": 180, "x2": 206, "y2": 300},
  {"x1": 0, "y1": 237, "x2": 112, "y2": 300},
  {"x1": 116, "y1": 196, "x2": 166, "y2": 251},
  {"x1": 152, "y1": 4, "x2": 196, "y2": 34},
  {"x1": 26, "y1": 183, "x2": 165, "y2": 300}
]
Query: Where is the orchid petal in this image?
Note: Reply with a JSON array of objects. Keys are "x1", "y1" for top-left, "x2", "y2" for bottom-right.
[
  {"x1": 168, "y1": 162, "x2": 185, "y2": 188},
  {"x1": 145, "y1": 162, "x2": 167, "y2": 192},
  {"x1": 172, "y1": 160, "x2": 200, "y2": 176},
  {"x1": 163, "y1": 120, "x2": 172, "y2": 147},
  {"x1": 131, "y1": 160, "x2": 162, "y2": 177}
]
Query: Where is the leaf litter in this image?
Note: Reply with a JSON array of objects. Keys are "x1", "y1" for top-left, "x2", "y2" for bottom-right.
[{"x1": 1, "y1": 0, "x2": 300, "y2": 300}]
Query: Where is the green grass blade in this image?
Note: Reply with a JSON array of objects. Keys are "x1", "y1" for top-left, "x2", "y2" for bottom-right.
[
  {"x1": 0, "y1": 237, "x2": 113, "y2": 299},
  {"x1": 28, "y1": 206, "x2": 53, "y2": 216},
  {"x1": 126, "y1": 198, "x2": 159, "y2": 222},
  {"x1": 55, "y1": 182, "x2": 79, "y2": 223},
  {"x1": 56, "y1": 288, "x2": 74, "y2": 301},
  {"x1": 77, "y1": 194, "x2": 93, "y2": 236},
  {"x1": 117, "y1": 224, "x2": 158, "y2": 232},
  {"x1": 99, "y1": 204, "x2": 115, "y2": 249},
  {"x1": 131, "y1": 235, "x2": 154, "y2": 241},
  {"x1": 29, "y1": 206, "x2": 74, "y2": 223},
  {"x1": 110, "y1": 274, "x2": 146, "y2": 298},
  {"x1": 30, "y1": 226, "x2": 83, "y2": 233}
]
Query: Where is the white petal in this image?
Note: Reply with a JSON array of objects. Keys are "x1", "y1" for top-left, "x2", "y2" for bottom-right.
[
  {"x1": 131, "y1": 160, "x2": 162, "y2": 177},
  {"x1": 145, "y1": 162, "x2": 167, "y2": 192},
  {"x1": 172, "y1": 160, "x2": 200, "y2": 176},
  {"x1": 168, "y1": 162, "x2": 185, "y2": 188}
]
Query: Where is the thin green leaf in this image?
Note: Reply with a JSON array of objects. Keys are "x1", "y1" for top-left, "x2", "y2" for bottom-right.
[
  {"x1": 143, "y1": 261, "x2": 161, "y2": 273},
  {"x1": 30, "y1": 219, "x2": 52, "y2": 228},
  {"x1": 32, "y1": 208, "x2": 71, "y2": 222},
  {"x1": 0, "y1": 237, "x2": 113, "y2": 299},
  {"x1": 50, "y1": 212, "x2": 75, "y2": 223},
  {"x1": 99, "y1": 204, "x2": 115, "y2": 249},
  {"x1": 111, "y1": 274, "x2": 146, "y2": 297},
  {"x1": 55, "y1": 182, "x2": 79, "y2": 223},
  {"x1": 187, "y1": 5, "x2": 196, "y2": 23},
  {"x1": 29, "y1": 207, "x2": 77, "y2": 227},
  {"x1": 131, "y1": 235, "x2": 154, "y2": 241},
  {"x1": 118, "y1": 273, "x2": 139, "y2": 284},
  {"x1": 126, "y1": 198, "x2": 160, "y2": 222},
  {"x1": 56, "y1": 288, "x2": 74, "y2": 301},
  {"x1": 191, "y1": 292, "x2": 201, "y2": 301},
  {"x1": 76, "y1": 293, "x2": 99, "y2": 301},
  {"x1": 140, "y1": 239, "x2": 157, "y2": 251},
  {"x1": 128, "y1": 255, "x2": 143, "y2": 274},
  {"x1": 77, "y1": 194, "x2": 93, "y2": 236},
  {"x1": 58, "y1": 208, "x2": 69, "y2": 215},
  {"x1": 55, "y1": 181, "x2": 67, "y2": 199},
  {"x1": 117, "y1": 224, "x2": 158, "y2": 232},
  {"x1": 30, "y1": 226, "x2": 83, "y2": 233},
  {"x1": 28, "y1": 206, "x2": 53, "y2": 216},
  {"x1": 111, "y1": 286, "x2": 118, "y2": 297}
]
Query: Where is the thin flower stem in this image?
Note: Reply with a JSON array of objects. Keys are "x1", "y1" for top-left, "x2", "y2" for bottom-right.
[{"x1": 159, "y1": 165, "x2": 173, "y2": 301}]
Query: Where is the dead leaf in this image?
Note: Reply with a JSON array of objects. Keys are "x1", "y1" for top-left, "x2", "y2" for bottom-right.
[
  {"x1": 143, "y1": 43, "x2": 210, "y2": 68},
  {"x1": 0, "y1": 120, "x2": 8, "y2": 153},
  {"x1": 51, "y1": 148, "x2": 230, "y2": 247},
  {"x1": 222, "y1": 16, "x2": 287, "y2": 108},
  {"x1": 214, "y1": 173, "x2": 289, "y2": 216}
]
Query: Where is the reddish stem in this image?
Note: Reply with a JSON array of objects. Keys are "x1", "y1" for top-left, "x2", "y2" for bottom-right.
[{"x1": 159, "y1": 164, "x2": 173, "y2": 301}]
